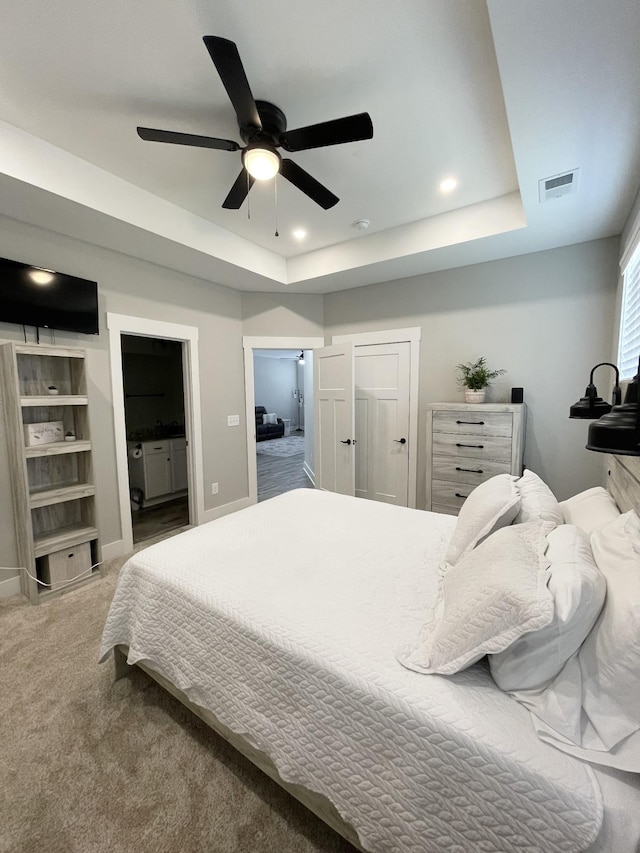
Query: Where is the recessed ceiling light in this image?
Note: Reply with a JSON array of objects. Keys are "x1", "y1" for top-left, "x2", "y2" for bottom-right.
[
  {"x1": 292, "y1": 228, "x2": 307, "y2": 240},
  {"x1": 439, "y1": 178, "x2": 458, "y2": 193}
]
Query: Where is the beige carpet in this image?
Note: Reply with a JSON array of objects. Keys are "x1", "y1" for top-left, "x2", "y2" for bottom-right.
[{"x1": 0, "y1": 548, "x2": 357, "y2": 853}]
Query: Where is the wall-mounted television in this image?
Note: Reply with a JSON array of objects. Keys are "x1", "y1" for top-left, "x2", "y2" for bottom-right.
[{"x1": 0, "y1": 256, "x2": 99, "y2": 335}]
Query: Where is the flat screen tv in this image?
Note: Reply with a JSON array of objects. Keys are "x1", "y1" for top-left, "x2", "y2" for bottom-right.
[{"x1": 0, "y1": 256, "x2": 99, "y2": 335}]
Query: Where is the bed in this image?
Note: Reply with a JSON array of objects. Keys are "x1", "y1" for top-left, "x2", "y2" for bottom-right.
[{"x1": 100, "y1": 457, "x2": 640, "y2": 853}]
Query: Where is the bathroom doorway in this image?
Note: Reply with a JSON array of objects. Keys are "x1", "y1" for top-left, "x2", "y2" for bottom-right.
[{"x1": 121, "y1": 334, "x2": 190, "y2": 543}]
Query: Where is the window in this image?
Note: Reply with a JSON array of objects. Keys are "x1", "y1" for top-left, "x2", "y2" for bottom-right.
[{"x1": 618, "y1": 243, "x2": 640, "y2": 380}]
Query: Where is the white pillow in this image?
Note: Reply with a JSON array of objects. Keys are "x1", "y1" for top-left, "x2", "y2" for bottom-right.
[
  {"x1": 444, "y1": 473, "x2": 520, "y2": 565},
  {"x1": 398, "y1": 522, "x2": 554, "y2": 675},
  {"x1": 513, "y1": 469, "x2": 563, "y2": 526},
  {"x1": 559, "y1": 486, "x2": 620, "y2": 534},
  {"x1": 514, "y1": 510, "x2": 640, "y2": 772},
  {"x1": 489, "y1": 524, "x2": 605, "y2": 692},
  {"x1": 262, "y1": 413, "x2": 278, "y2": 425}
]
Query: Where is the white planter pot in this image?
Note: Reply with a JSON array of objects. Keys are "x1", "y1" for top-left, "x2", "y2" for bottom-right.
[{"x1": 464, "y1": 389, "x2": 486, "y2": 403}]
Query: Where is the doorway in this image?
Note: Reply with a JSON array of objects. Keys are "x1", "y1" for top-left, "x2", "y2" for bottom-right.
[
  {"x1": 243, "y1": 335, "x2": 325, "y2": 505},
  {"x1": 108, "y1": 312, "x2": 205, "y2": 558},
  {"x1": 253, "y1": 348, "x2": 311, "y2": 502},
  {"x1": 121, "y1": 334, "x2": 190, "y2": 543}
]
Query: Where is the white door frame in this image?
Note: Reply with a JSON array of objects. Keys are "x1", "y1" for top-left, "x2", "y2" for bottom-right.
[
  {"x1": 243, "y1": 335, "x2": 324, "y2": 504},
  {"x1": 108, "y1": 312, "x2": 205, "y2": 554},
  {"x1": 332, "y1": 327, "x2": 421, "y2": 508}
]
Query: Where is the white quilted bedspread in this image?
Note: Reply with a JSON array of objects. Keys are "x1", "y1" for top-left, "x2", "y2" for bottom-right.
[{"x1": 100, "y1": 489, "x2": 603, "y2": 853}]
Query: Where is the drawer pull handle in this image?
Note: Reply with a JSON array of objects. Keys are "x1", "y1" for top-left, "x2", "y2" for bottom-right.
[
  {"x1": 456, "y1": 466, "x2": 483, "y2": 474},
  {"x1": 455, "y1": 492, "x2": 469, "y2": 499},
  {"x1": 456, "y1": 420, "x2": 485, "y2": 425},
  {"x1": 153, "y1": 446, "x2": 163, "y2": 450},
  {"x1": 456, "y1": 442, "x2": 484, "y2": 448}
]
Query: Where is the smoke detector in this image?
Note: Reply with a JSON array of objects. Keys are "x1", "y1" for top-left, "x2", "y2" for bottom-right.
[
  {"x1": 538, "y1": 168, "x2": 580, "y2": 202},
  {"x1": 353, "y1": 219, "x2": 370, "y2": 231}
]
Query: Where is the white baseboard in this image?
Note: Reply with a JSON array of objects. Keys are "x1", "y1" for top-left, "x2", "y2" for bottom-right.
[
  {"x1": 101, "y1": 540, "x2": 128, "y2": 561},
  {"x1": 201, "y1": 496, "x2": 254, "y2": 524},
  {"x1": 303, "y1": 462, "x2": 315, "y2": 486},
  {"x1": 0, "y1": 573, "x2": 22, "y2": 599}
]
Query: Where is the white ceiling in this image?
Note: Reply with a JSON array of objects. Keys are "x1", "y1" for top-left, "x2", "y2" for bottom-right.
[{"x1": 0, "y1": 0, "x2": 639, "y2": 294}]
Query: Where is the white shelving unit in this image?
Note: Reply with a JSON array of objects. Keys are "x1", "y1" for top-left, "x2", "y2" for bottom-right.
[{"x1": 0, "y1": 342, "x2": 102, "y2": 602}]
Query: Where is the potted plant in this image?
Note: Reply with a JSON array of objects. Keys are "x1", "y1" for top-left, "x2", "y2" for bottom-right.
[
  {"x1": 47, "y1": 384, "x2": 59, "y2": 396},
  {"x1": 456, "y1": 357, "x2": 506, "y2": 403},
  {"x1": 64, "y1": 430, "x2": 76, "y2": 442}
]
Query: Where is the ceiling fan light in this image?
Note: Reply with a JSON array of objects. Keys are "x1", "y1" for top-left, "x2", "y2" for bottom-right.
[{"x1": 243, "y1": 146, "x2": 281, "y2": 180}]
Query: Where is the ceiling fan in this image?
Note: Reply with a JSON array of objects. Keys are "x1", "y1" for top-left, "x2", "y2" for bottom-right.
[{"x1": 136, "y1": 36, "x2": 374, "y2": 211}]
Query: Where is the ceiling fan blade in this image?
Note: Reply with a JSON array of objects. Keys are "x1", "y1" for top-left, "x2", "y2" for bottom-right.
[
  {"x1": 203, "y1": 36, "x2": 261, "y2": 131},
  {"x1": 137, "y1": 127, "x2": 239, "y2": 151},
  {"x1": 280, "y1": 112, "x2": 373, "y2": 152},
  {"x1": 280, "y1": 159, "x2": 339, "y2": 210},
  {"x1": 222, "y1": 168, "x2": 255, "y2": 209}
]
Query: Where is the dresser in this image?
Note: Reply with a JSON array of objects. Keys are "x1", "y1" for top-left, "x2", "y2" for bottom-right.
[{"x1": 426, "y1": 402, "x2": 526, "y2": 515}]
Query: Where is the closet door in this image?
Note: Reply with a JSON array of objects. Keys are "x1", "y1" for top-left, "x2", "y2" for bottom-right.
[
  {"x1": 354, "y1": 342, "x2": 410, "y2": 506},
  {"x1": 313, "y1": 343, "x2": 355, "y2": 495}
]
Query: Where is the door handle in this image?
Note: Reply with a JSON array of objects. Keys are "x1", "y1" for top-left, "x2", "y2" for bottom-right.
[
  {"x1": 393, "y1": 438, "x2": 407, "y2": 444},
  {"x1": 340, "y1": 439, "x2": 352, "y2": 445}
]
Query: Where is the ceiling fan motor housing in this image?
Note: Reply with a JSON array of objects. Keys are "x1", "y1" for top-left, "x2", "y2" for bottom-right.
[{"x1": 241, "y1": 100, "x2": 287, "y2": 147}]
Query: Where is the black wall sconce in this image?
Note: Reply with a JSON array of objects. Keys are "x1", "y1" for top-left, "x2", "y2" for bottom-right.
[{"x1": 569, "y1": 356, "x2": 640, "y2": 456}]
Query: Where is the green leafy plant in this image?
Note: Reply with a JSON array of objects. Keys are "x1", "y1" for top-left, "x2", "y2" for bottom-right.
[{"x1": 456, "y1": 357, "x2": 506, "y2": 390}]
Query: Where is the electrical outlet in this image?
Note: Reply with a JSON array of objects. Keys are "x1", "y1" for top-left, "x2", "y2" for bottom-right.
[
  {"x1": 227, "y1": 415, "x2": 240, "y2": 427},
  {"x1": 211, "y1": 482, "x2": 219, "y2": 495}
]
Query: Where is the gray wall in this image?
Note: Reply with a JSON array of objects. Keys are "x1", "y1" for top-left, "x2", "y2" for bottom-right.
[
  {"x1": 253, "y1": 356, "x2": 298, "y2": 424},
  {"x1": 323, "y1": 238, "x2": 620, "y2": 503}
]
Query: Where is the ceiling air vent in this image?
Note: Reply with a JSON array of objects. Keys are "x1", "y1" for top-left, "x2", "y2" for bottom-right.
[{"x1": 538, "y1": 168, "x2": 580, "y2": 202}]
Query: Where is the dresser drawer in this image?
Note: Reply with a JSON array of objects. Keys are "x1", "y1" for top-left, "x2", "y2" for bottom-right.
[
  {"x1": 431, "y1": 456, "x2": 511, "y2": 486},
  {"x1": 431, "y1": 503, "x2": 459, "y2": 516},
  {"x1": 143, "y1": 440, "x2": 170, "y2": 456},
  {"x1": 432, "y1": 410, "x2": 513, "y2": 438},
  {"x1": 431, "y1": 479, "x2": 474, "y2": 510},
  {"x1": 432, "y1": 431, "x2": 512, "y2": 463}
]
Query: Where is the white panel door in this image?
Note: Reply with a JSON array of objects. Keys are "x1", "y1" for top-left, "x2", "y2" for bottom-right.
[
  {"x1": 314, "y1": 343, "x2": 355, "y2": 495},
  {"x1": 354, "y1": 342, "x2": 410, "y2": 505}
]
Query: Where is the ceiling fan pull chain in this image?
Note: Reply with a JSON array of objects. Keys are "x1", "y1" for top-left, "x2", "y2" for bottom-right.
[
  {"x1": 247, "y1": 170, "x2": 251, "y2": 220},
  {"x1": 274, "y1": 177, "x2": 279, "y2": 237}
]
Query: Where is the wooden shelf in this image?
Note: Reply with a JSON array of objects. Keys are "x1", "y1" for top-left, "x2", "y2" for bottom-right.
[
  {"x1": 1, "y1": 341, "x2": 102, "y2": 603},
  {"x1": 34, "y1": 524, "x2": 99, "y2": 558},
  {"x1": 25, "y1": 440, "x2": 92, "y2": 458},
  {"x1": 29, "y1": 483, "x2": 96, "y2": 509},
  {"x1": 37, "y1": 569, "x2": 101, "y2": 600},
  {"x1": 14, "y1": 344, "x2": 85, "y2": 359},
  {"x1": 20, "y1": 395, "x2": 88, "y2": 407}
]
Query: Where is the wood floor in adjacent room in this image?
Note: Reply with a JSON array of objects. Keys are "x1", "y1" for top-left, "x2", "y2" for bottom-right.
[
  {"x1": 132, "y1": 495, "x2": 190, "y2": 544},
  {"x1": 257, "y1": 450, "x2": 313, "y2": 502}
]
